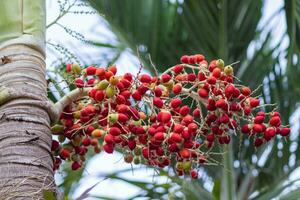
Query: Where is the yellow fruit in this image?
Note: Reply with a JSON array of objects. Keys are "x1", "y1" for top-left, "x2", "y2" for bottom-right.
[
  {"x1": 224, "y1": 65, "x2": 234, "y2": 76},
  {"x1": 109, "y1": 76, "x2": 119, "y2": 85},
  {"x1": 91, "y1": 129, "x2": 103, "y2": 138},
  {"x1": 72, "y1": 63, "x2": 81, "y2": 74},
  {"x1": 216, "y1": 59, "x2": 225, "y2": 70}
]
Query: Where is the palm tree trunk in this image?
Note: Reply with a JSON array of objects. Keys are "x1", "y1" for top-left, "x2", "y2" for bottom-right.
[{"x1": 0, "y1": 0, "x2": 58, "y2": 199}]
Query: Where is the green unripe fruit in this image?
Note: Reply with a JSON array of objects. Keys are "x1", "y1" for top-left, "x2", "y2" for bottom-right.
[
  {"x1": 133, "y1": 156, "x2": 141, "y2": 165},
  {"x1": 176, "y1": 162, "x2": 184, "y2": 170},
  {"x1": 71, "y1": 154, "x2": 80, "y2": 161},
  {"x1": 106, "y1": 86, "x2": 116, "y2": 98},
  {"x1": 51, "y1": 124, "x2": 64, "y2": 134},
  {"x1": 182, "y1": 161, "x2": 192, "y2": 171},
  {"x1": 216, "y1": 59, "x2": 225, "y2": 70},
  {"x1": 224, "y1": 65, "x2": 234, "y2": 76},
  {"x1": 108, "y1": 113, "x2": 118, "y2": 123},
  {"x1": 97, "y1": 80, "x2": 109, "y2": 90},
  {"x1": 58, "y1": 135, "x2": 66, "y2": 143},
  {"x1": 63, "y1": 143, "x2": 74, "y2": 152},
  {"x1": 132, "y1": 119, "x2": 142, "y2": 126},
  {"x1": 80, "y1": 155, "x2": 86, "y2": 162},
  {"x1": 72, "y1": 63, "x2": 81, "y2": 74},
  {"x1": 134, "y1": 147, "x2": 142, "y2": 156}
]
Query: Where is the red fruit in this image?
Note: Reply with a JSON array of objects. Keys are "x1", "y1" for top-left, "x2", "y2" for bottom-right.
[
  {"x1": 173, "y1": 83, "x2": 182, "y2": 94},
  {"x1": 123, "y1": 73, "x2": 133, "y2": 82},
  {"x1": 109, "y1": 127, "x2": 121, "y2": 136},
  {"x1": 225, "y1": 84, "x2": 235, "y2": 98},
  {"x1": 128, "y1": 139, "x2": 136, "y2": 150},
  {"x1": 118, "y1": 113, "x2": 129, "y2": 123},
  {"x1": 71, "y1": 161, "x2": 81, "y2": 170},
  {"x1": 254, "y1": 115, "x2": 265, "y2": 124},
  {"x1": 180, "y1": 148, "x2": 191, "y2": 158},
  {"x1": 216, "y1": 99, "x2": 226, "y2": 108},
  {"x1": 60, "y1": 148, "x2": 70, "y2": 160},
  {"x1": 157, "y1": 111, "x2": 172, "y2": 123},
  {"x1": 198, "y1": 72, "x2": 206, "y2": 81},
  {"x1": 188, "y1": 123, "x2": 198, "y2": 133},
  {"x1": 254, "y1": 138, "x2": 263, "y2": 147},
  {"x1": 250, "y1": 98, "x2": 260, "y2": 108},
  {"x1": 173, "y1": 124, "x2": 184, "y2": 133},
  {"x1": 154, "y1": 132, "x2": 165, "y2": 141},
  {"x1": 264, "y1": 127, "x2": 276, "y2": 139},
  {"x1": 198, "y1": 88, "x2": 209, "y2": 98},
  {"x1": 195, "y1": 54, "x2": 205, "y2": 62},
  {"x1": 280, "y1": 127, "x2": 290, "y2": 136},
  {"x1": 253, "y1": 124, "x2": 263, "y2": 133},
  {"x1": 94, "y1": 90, "x2": 105, "y2": 102},
  {"x1": 82, "y1": 137, "x2": 91, "y2": 146},
  {"x1": 180, "y1": 55, "x2": 189, "y2": 63},
  {"x1": 75, "y1": 78, "x2": 84, "y2": 88},
  {"x1": 207, "y1": 76, "x2": 216, "y2": 84},
  {"x1": 153, "y1": 97, "x2": 164, "y2": 108},
  {"x1": 161, "y1": 74, "x2": 171, "y2": 83},
  {"x1": 193, "y1": 108, "x2": 201, "y2": 118},
  {"x1": 86, "y1": 66, "x2": 96, "y2": 75},
  {"x1": 51, "y1": 140, "x2": 60, "y2": 151},
  {"x1": 271, "y1": 111, "x2": 281, "y2": 117},
  {"x1": 108, "y1": 65, "x2": 117, "y2": 75},
  {"x1": 187, "y1": 73, "x2": 197, "y2": 81},
  {"x1": 105, "y1": 70, "x2": 114, "y2": 80},
  {"x1": 66, "y1": 64, "x2": 72, "y2": 72},
  {"x1": 182, "y1": 130, "x2": 191, "y2": 140},
  {"x1": 243, "y1": 106, "x2": 251, "y2": 115},
  {"x1": 173, "y1": 65, "x2": 184, "y2": 74},
  {"x1": 269, "y1": 116, "x2": 281, "y2": 127},
  {"x1": 179, "y1": 106, "x2": 190, "y2": 116},
  {"x1": 206, "y1": 134, "x2": 215, "y2": 142},
  {"x1": 139, "y1": 74, "x2": 152, "y2": 83},
  {"x1": 170, "y1": 133, "x2": 182, "y2": 143},
  {"x1": 212, "y1": 68, "x2": 221, "y2": 78},
  {"x1": 116, "y1": 94, "x2": 126, "y2": 104},
  {"x1": 190, "y1": 170, "x2": 198, "y2": 179},
  {"x1": 154, "y1": 87, "x2": 163, "y2": 97},
  {"x1": 132, "y1": 91, "x2": 142, "y2": 101},
  {"x1": 96, "y1": 68, "x2": 106, "y2": 77},
  {"x1": 219, "y1": 114, "x2": 230, "y2": 124},
  {"x1": 103, "y1": 144, "x2": 114, "y2": 154},
  {"x1": 104, "y1": 134, "x2": 114, "y2": 144},
  {"x1": 170, "y1": 98, "x2": 182, "y2": 108},
  {"x1": 142, "y1": 148, "x2": 150, "y2": 159},
  {"x1": 241, "y1": 87, "x2": 251, "y2": 96},
  {"x1": 242, "y1": 124, "x2": 250, "y2": 133},
  {"x1": 188, "y1": 56, "x2": 196, "y2": 64}
]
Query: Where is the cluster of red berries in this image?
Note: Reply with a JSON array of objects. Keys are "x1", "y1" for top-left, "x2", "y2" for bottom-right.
[{"x1": 51, "y1": 54, "x2": 290, "y2": 179}]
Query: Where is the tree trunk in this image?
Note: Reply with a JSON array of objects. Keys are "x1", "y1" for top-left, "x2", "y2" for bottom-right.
[{"x1": 0, "y1": 0, "x2": 57, "y2": 199}]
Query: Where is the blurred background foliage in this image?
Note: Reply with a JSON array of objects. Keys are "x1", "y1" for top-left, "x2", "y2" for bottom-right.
[{"x1": 48, "y1": 0, "x2": 300, "y2": 199}]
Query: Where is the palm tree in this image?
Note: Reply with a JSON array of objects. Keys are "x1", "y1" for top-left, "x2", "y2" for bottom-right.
[
  {"x1": 80, "y1": 0, "x2": 300, "y2": 199},
  {"x1": 0, "y1": 0, "x2": 57, "y2": 199}
]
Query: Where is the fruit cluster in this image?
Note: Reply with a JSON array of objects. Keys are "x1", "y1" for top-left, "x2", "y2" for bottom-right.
[{"x1": 51, "y1": 54, "x2": 290, "y2": 179}]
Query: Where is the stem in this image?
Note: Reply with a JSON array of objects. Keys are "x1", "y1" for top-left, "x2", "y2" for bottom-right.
[
  {"x1": 46, "y1": 0, "x2": 77, "y2": 28},
  {"x1": 222, "y1": 143, "x2": 236, "y2": 200},
  {"x1": 54, "y1": 87, "x2": 90, "y2": 117}
]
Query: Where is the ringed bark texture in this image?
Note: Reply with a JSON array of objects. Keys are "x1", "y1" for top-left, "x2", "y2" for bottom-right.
[{"x1": 0, "y1": 44, "x2": 56, "y2": 199}]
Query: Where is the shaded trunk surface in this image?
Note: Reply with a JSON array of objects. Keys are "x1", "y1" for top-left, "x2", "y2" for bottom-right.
[{"x1": 0, "y1": 44, "x2": 56, "y2": 199}]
